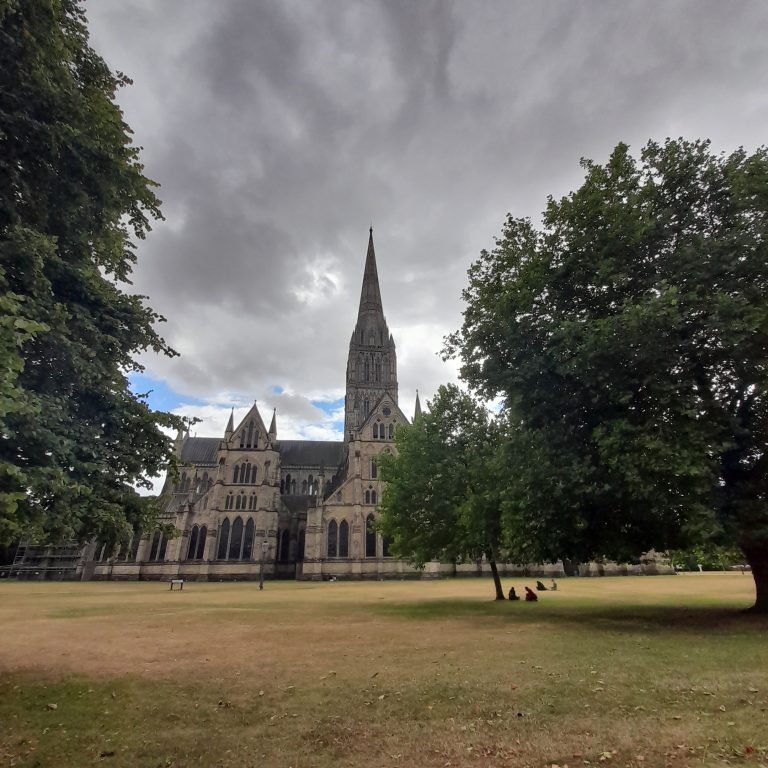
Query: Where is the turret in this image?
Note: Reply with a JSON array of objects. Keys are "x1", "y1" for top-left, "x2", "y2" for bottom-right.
[
  {"x1": 224, "y1": 408, "x2": 234, "y2": 440},
  {"x1": 174, "y1": 425, "x2": 185, "y2": 456},
  {"x1": 414, "y1": 390, "x2": 422, "y2": 421},
  {"x1": 269, "y1": 408, "x2": 277, "y2": 441}
]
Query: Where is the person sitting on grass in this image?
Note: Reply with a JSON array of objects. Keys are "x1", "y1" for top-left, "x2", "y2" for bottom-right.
[
  {"x1": 536, "y1": 580, "x2": 547, "y2": 591},
  {"x1": 508, "y1": 587, "x2": 520, "y2": 601},
  {"x1": 525, "y1": 587, "x2": 538, "y2": 602},
  {"x1": 551, "y1": 579, "x2": 558, "y2": 591}
]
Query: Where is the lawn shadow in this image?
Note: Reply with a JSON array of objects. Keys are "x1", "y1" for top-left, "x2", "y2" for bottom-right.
[{"x1": 370, "y1": 598, "x2": 768, "y2": 635}]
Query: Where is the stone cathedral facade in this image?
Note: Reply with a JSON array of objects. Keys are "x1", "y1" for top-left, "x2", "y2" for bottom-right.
[{"x1": 89, "y1": 230, "x2": 424, "y2": 581}]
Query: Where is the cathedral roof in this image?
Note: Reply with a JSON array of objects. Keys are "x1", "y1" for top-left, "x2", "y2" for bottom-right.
[
  {"x1": 277, "y1": 440, "x2": 345, "y2": 468},
  {"x1": 180, "y1": 437, "x2": 220, "y2": 465}
]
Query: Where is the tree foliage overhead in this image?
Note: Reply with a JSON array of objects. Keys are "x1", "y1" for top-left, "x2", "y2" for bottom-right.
[
  {"x1": 447, "y1": 138, "x2": 768, "y2": 610},
  {"x1": 0, "y1": 0, "x2": 180, "y2": 546},
  {"x1": 378, "y1": 384, "x2": 508, "y2": 598}
]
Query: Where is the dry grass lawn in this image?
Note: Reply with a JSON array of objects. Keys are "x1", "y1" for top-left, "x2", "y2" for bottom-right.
[{"x1": 0, "y1": 573, "x2": 766, "y2": 768}]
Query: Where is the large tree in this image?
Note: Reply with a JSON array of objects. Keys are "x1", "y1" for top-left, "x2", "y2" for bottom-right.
[
  {"x1": 447, "y1": 139, "x2": 768, "y2": 611},
  {"x1": 0, "y1": 0, "x2": 180, "y2": 547},
  {"x1": 378, "y1": 384, "x2": 508, "y2": 599}
]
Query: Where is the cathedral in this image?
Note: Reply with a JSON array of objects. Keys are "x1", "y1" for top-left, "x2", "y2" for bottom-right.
[
  {"x1": 4, "y1": 231, "x2": 670, "y2": 582},
  {"x1": 87, "y1": 229, "x2": 424, "y2": 581}
]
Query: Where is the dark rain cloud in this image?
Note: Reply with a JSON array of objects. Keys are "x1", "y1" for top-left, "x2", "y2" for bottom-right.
[{"x1": 86, "y1": 0, "x2": 768, "y2": 428}]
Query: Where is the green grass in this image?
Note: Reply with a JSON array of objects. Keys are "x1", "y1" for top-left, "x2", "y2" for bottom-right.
[{"x1": 1, "y1": 574, "x2": 766, "y2": 767}]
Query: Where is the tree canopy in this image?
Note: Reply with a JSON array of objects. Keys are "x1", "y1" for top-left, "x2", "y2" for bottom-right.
[
  {"x1": 378, "y1": 384, "x2": 508, "y2": 598},
  {"x1": 0, "y1": 0, "x2": 180, "y2": 547},
  {"x1": 447, "y1": 138, "x2": 768, "y2": 611}
]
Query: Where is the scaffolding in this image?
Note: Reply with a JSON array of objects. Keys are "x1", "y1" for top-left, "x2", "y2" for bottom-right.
[{"x1": 1, "y1": 541, "x2": 84, "y2": 580}]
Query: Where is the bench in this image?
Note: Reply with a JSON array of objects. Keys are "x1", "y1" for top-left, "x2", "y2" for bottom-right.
[{"x1": 169, "y1": 579, "x2": 184, "y2": 591}]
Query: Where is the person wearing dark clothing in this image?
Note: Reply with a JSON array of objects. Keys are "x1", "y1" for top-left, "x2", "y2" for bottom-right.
[
  {"x1": 536, "y1": 580, "x2": 547, "y2": 591},
  {"x1": 525, "y1": 587, "x2": 538, "y2": 601},
  {"x1": 508, "y1": 587, "x2": 520, "y2": 601}
]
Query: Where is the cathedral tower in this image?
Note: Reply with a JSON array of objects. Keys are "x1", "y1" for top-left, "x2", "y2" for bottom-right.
[{"x1": 344, "y1": 228, "x2": 398, "y2": 439}]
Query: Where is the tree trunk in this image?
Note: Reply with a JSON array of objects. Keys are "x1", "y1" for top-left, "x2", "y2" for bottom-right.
[
  {"x1": 742, "y1": 544, "x2": 768, "y2": 613},
  {"x1": 488, "y1": 559, "x2": 506, "y2": 600}
]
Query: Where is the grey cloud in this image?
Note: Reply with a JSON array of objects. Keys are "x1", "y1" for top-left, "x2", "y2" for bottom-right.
[{"x1": 87, "y1": 0, "x2": 768, "y2": 418}]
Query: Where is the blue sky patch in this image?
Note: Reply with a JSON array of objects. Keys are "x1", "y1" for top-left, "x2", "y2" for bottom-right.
[
  {"x1": 311, "y1": 397, "x2": 344, "y2": 417},
  {"x1": 128, "y1": 373, "x2": 204, "y2": 412}
]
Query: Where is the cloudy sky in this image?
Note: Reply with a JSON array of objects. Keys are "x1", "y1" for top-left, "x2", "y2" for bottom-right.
[{"x1": 85, "y1": 0, "x2": 768, "y2": 446}]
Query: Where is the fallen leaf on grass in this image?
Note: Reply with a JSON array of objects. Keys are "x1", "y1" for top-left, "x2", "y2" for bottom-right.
[{"x1": 46, "y1": 704, "x2": 57, "y2": 711}]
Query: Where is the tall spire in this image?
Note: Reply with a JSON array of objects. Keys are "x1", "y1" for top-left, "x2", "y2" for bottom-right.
[
  {"x1": 357, "y1": 226, "x2": 384, "y2": 319},
  {"x1": 225, "y1": 408, "x2": 234, "y2": 437},
  {"x1": 344, "y1": 228, "x2": 398, "y2": 438},
  {"x1": 414, "y1": 390, "x2": 422, "y2": 420}
]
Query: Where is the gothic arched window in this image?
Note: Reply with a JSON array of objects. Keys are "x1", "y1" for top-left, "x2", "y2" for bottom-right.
[
  {"x1": 187, "y1": 526, "x2": 199, "y2": 560},
  {"x1": 339, "y1": 520, "x2": 349, "y2": 558},
  {"x1": 308, "y1": 475, "x2": 314, "y2": 496},
  {"x1": 365, "y1": 514, "x2": 377, "y2": 557},
  {"x1": 371, "y1": 490, "x2": 377, "y2": 505},
  {"x1": 327, "y1": 520, "x2": 338, "y2": 558},
  {"x1": 119, "y1": 535, "x2": 134, "y2": 561},
  {"x1": 225, "y1": 493, "x2": 233, "y2": 510},
  {"x1": 371, "y1": 459, "x2": 377, "y2": 479},
  {"x1": 298, "y1": 529, "x2": 306, "y2": 559},
  {"x1": 388, "y1": 423, "x2": 395, "y2": 439},
  {"x1": 280, "y1": 529, "x2": 290, "y2": 562},
  {"x1": 129, "y1": 534, "x2": 141, "y2": 562},
  {"x1": 243, "y1": 519, "x2": 255, "y2": 560},
  {"x1": 285, "y1": 474, "x2": 292, "y2": 495},
  {"x1": 302, "y1": 479, "x2": 308, "y2": 495},
  {"x1": 364, "y1": 490, "x2": 371, "y2": 504},
  {"x1": 233, "y1": 464, "x2": 240, "y2": 484},
  {"x1": 149, "y1": 530, "x2": 162, "y2": 561},
  {"x1": 248, "y1": 493, "x2": 257, "y2": 510},
  {"x1": 229, "y1": 517, "x2": 244, "y2": 560},
  {"x1": 247, "y1": 420, "x2": 255, "y2": 448},
  {"x1": 217, "y1": 518, "x2": 230, "y2": 559},
  {"x1": 372, "y1": 423, "x2": 378, "y2": 439},
  {"x1": 196, "y1": 526, "x2": 207, "y2": 559}
]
